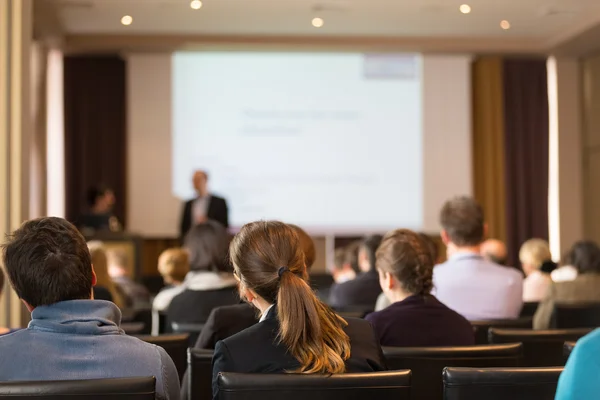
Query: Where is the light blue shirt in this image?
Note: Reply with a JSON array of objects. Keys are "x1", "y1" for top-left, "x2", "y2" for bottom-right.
[
  {"x1": 433, "y1": 252, "x2": 523, "y2": 320},
  {"x1": 555, "y1": 328, "x2": 600, "y2": 400}
]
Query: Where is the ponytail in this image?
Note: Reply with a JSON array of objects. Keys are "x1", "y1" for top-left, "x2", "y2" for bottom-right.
[{"x1": 277, "y1": 271, "x2": 350, "y2": 374}]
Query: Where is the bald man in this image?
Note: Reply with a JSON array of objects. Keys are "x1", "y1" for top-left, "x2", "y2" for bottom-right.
[
  {"x1": 179, "y1": 170, "x2": 229, "y2": 239},
  {"x1": 481, "y1": 239, "x2": 508, "y2": 265}
]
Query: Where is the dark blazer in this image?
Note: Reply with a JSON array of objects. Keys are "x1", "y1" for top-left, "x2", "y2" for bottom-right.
[
  {"x1": 167, "y1": 287, "x2": 240, "y2": 328},
  {"x1": 180, "y1": 195, "x2": 229, "y2": 238},
  {"x1": 328, "y1": 270, "x2": 382, "y2": 310},
  {"x1": 212, "y1": 307, "x2": 387, "y2": 398},
  {"x1": 365, "y1": 295, "x2": 475, "y2": 347}
]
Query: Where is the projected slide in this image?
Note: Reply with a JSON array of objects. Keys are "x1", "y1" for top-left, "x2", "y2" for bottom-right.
[{"x1": 173, "y1": 52, "x2": 422, "y2": 233}]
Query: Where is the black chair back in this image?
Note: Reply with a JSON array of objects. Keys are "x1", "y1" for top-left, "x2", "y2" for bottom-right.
[
  {"x1": 443, "y1": 366, "x2": 562, "y2": 400},
  {"x1": 383, "y1": 343, "x2": 522, "y2": 400},
  {"x1": 554, "y1": 302, "x2": 600, "y2": 329},
  {"x1": 0, "y1": 377, "x2": 155, "y2": 400},
  {"x1": 471, "y1": 317, "x2": 532, "y2": 344},
  {"x1": 564, "y1": 341, "x2": 577, "y2": 362},
  {"x1": 188, "y1": 348, "x2": 214, "y2": 400},
  {"x1": 216, "y1": 371, "x2": 411, "y2": 400},
  {"x1": 489, "y1": 328, "x2": 591, "y2": 366},
  {"x1": 136, "y1": 334, "x2": 189, "y2": 380},
  {"x1": 520, "y1": 302, "x2": 539, "y2": 317},
  {"x1": 172, "y1": 322, "x2": 204, "y2": 346}
]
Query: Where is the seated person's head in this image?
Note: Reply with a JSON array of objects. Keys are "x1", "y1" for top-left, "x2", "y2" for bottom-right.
[
  {"x1": 288, "y1": 224, "x2": 316, "y2": 272},
  {"x1": 158, "y1": 248, "x2": 190, "y2": 285},
  {"x1": 564, "y1": 241, "x2": 600, "y2": 275},
  {"x1": 358, "y1": 235, "x2": 383, "y2": 273},
  {"x1": 440, "y1": 196, "x2": 485, "y2": 251},
  {"x1": 86, "y1": 185, "x2": 115, "y2": 213},
  {"x1": 419, "y1": 233, "x2": 440, "y2": 264},
  {"x1": 329, "y1": 248, "x2": 356, "y2": 283},
  {"x1": 1, "y1": 217, "x2": 95, "y2": 311},
  {"x1": 230, "y1": 220, "x2": 351, "y2": 373},
  {"x1": 519, "y1": 239, "x2": 552, "y2": 276},
  {"x1": 107, "y1": 249, "x2": 131, "y2": 278},
  {"x1": 376, "y1": 229, "x2": 434, "y2": 303},
  {"x1": 88, "y1": 241, "x2": 125, "y2": 308},
  {"x1": 481, "y1": 239, "x2": 508, "y2": 265},
  {"x1": 184, "y1": 221, "x2": 230, "y2": 273}
]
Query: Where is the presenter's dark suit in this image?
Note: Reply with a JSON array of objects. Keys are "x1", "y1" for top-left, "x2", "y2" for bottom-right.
[
  {"x1": 328, "y1": 270, "x2": 382, "y2": 311},
  {"x1": 212, "y1": 307, "x2": 386, "y2": 398},
  {"x1": 179, "y1": 195, "x2": 229, "y2": 239}
]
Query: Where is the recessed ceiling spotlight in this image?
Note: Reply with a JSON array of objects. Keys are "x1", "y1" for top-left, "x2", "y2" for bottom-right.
[
  {"x1": 459, "y1": 4, "x2": 471, "y2": 14},
  {"x1": 121, "y1": 15, "x2": 133, "y2": 26},
  {"x1": 190, "y1": 0, "x2": 202, "y2": 10},
  {"x1": 312, "y1": 17, "x2": 324, "y2": 28},
  {"x1": 500, "y1": 20, "x2": 511, "y2": 30}
]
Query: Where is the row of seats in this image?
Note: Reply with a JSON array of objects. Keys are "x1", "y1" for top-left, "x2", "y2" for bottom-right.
[{"x1": 0, "y1": 367, "x2": 563, "y2": 400}]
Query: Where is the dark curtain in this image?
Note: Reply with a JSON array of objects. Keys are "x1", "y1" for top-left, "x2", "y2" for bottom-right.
[
  {"x1": 64, "y1": 55, "x2": 127, "y2": 227},
  {"x1": 503, "y1": 59, "x2": 549, "y2": 268}
]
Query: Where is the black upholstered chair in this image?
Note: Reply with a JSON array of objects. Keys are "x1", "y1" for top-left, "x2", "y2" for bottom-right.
[
  {"x1": 554, "y1": 303, "x2": 600, "y2": 329},
  {"x1": 488, "y1": 328, "x2": 591, "y2": 366},
  {"x1": 188, "y1": 348, "x2": 214, "y2": 400},
  {"x1": 520, "y1": 302, "x2": 539, "y2": 317},
  {"x1": 443, "y1": 366, "x2": 563, "y2": 400},
  {"x1": 383, "y1": 343, "x2": 522, "y2": 400},
  {"x1": 471, "y1": 317, "x2": 532, "y2": 344},
  {"x1": 216, "y1": 370, "x2": 411, "y2": 400},
  {"x1": 0, "y1": 377, "x2": 155, "y2": 400},
  {"x1": 564, "y1": 341, "x2": 577, "y2": 362},
  {"x1": 136, "y1": 334, "x2": 189, "y2": 380}
]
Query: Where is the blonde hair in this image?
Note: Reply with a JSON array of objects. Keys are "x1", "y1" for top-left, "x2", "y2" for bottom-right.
[
  {"x1": 88, "y1": 241, "x2": 125, "y2": 309},
  {"x1": 158, "y1": 248, "x2": 189, "y2": 284},
  {"x1": 230, "y1": 221, "x2": 350, "y2": 374},
  {"x1": 519, "y1": 239, "x2": 552, "y2": 269}
]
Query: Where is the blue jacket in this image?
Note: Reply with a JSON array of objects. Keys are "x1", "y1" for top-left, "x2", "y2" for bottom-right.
[
  {"x1": 555, "y1": 328, "x2": 600, "y2": 400},
  {"x1": 0, "y1": 300, "x2": 179, "y2": 400}
]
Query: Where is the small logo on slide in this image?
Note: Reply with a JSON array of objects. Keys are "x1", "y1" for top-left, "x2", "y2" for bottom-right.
[{"x1": 363, "y1": 54, "x2": 420, "y2": 80}]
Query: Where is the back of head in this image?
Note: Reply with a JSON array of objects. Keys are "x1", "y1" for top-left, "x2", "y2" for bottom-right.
[
  {"x1": 440, "y1": 196, "x2": 484, "y2": 246},
  {"x1": 184, "y1": 221, "x2": 229, "y2": 272},
  {"x1": 360, "y1": 234, "x2": 383, "y2": 272},
  {"x1": 345, "y1": 241, "x2": 362, "y2": 273},
  {"x1": 88, "y1": 241, "x2": 124, "y2": 308},
  {"x1": 158, "y1": 248, "x2": 190, "y2": 284},
  {"x1": 230, "y1": 220, "x2": 350, "y2": 374},
  {"x1": 481, "y1": 239, "x2": 508, "y2": 265},
  {"x1": 288, "y1": 224, "x2": 316, "y2": 271},
  {"x1": 519, "y1": 239, "x2": 551, "y2": 269},
  {"x1": 565, "y1": 241, "x2": 600, "y2": 274},
  {"x1": 376, "y1": 229, "x2": 434, "y2": 295},
  {"x1": 1, "y1": 217, "x2": 93, "y2": 308},
  {"x1": 419, "y1": 233, "x2": 439, "y2": 264},
  {"x1": 86, "y1": 184, "x2": 110, "y2": 208}
]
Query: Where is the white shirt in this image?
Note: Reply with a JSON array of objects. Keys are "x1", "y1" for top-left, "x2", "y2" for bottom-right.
[
  {"x1": 551, "y1": 265, "x2": 578, "y2": 283},
  {"x1": 192, "y1": 195, "x2": 210, "y2": 223},
  {"x1": 433, "y1": 253, "x2": 524, "y2": 320},
  {"x1": 259, "y1": 304, "x2": 275, "y2": 322},
  {"x1": 523, "y1": 270, "x2": 552, "y2": 302}
]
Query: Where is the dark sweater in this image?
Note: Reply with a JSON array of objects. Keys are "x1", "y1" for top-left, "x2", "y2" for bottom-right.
[{"x1": 365, "y1": 295, "x2": 475, "y2": 347}]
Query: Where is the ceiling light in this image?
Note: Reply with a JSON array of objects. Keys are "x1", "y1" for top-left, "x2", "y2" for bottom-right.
[
  {"x1": 500, "y1": 20, "x2": 511, "y2": 30},
  {"x1": 459, "y1": 4, "x2": 471, "y2": 14},
  {"x1": 312, "y1": 17, "x2": 324, "y2": 28},
  {"x1": 190, "y1": 0, "x2": 202, "y2": 10},
  {"x1": 121, "y1": 15, "x2": 133, "y2": 26}
]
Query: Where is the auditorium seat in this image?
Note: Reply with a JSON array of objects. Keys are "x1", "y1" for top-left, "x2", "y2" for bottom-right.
[
  {"x1": 443, "y1": 366, "x2": 562, "y2": 400},
  {"x1": 488, "y1": 328, "x2": 591, "y2": 367},
  {"x1": 520, "y1": 302, "x2": 539, "y2": 318},
  {"x1": 383, "y1": 343, "x2": 522, "y2": 400},
  {"x1": 187, "y1": 348, "x2": 214, "y2": 400},
  {"x1": 471, "y1": 317, "x2": 532, "y2": 344},
  {"x1": 216, "y1": 371, "x2": 411, "y2": 400},
  {"x1": 172, "y1": 322, "x2": 204, "y2": 346},
  {"x1": 136, "y1": 334, "x2": 189, "y2": 380},
  {"x1": 553, "y1": 302, "x2": 600, "y2": 329},
  {"x1": 564, "y1": 341, "x2": 577, "y2": 362},
  {"x1": 0, "y1": 377, "x2": 155, "y2": 400}
]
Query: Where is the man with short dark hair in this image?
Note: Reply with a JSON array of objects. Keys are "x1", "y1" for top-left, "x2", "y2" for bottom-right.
[
  {"x1": 0, "y1": 217, "x2": 179, "y2": 399},
  {"x1": 433, "y1": 197, "x2": 523, "y2": 320}
]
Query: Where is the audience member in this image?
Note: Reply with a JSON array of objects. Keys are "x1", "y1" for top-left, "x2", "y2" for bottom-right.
[
  {"x1": 0, "y1": 268, "x2": 9, "y2": 336},
  {"x1": 555, "y1": 328, "x2": 600, "y2": 400},
  {"x1": 0, "y1": 217, "x2": 179, "y2": 399},
  {"x1": 366, "y1": 229, "x2": 474, "y2": 346},
  {"x1": 77, "y1": 185, "x2": 120, "y2": 233},
  {"x1": 88, "y1": 241, "x2": 125, "y2": 309},
  {"x1": 551, "y1": 249, "x2": 580, "y2": 283},
  {"x1": 328, "y1": 235, "x2": 383, "y2": 310},
  {"x1": 520, "y1": 238, "x2": 553, "y2": 302},
  {"x1": 329, "y1": 247, "x2": 357, "y2": 284},
  {"x1": 167, "y1": 221, "x2": 238, "y2": 327},
  {"x1": 212, "y1": 221, "x2": 386, "y2": 398},
  {"x1": 480, "y1": 238, "x2": 508, "y2": 265},
  {"x1": 534, "y1": 240, "x2": 600, "y2": 329},
  {"x1": 108, "y1": 249, "x2": 151, "y2": 309},
  {"x1": 433, "y1": 196, "x2": 523, "y2": 320}
]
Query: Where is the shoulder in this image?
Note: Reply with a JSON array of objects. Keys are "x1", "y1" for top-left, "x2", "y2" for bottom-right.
[
  {"x1": 343, "y1": 317, "x2": 376, "y2": 337},
  {"x1": 221, "y1": 318, "x2": 276, "y2": 350},
  {"x1": 576, "y1": 329, "x2": 600, "y2": 351}
]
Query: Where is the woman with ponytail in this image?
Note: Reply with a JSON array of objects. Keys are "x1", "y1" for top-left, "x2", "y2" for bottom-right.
[
  {"x1": 212, "y1": 221, "x2": 385, "y2": 398},
  {"x1": 365, "y1": 229, "x2": 474, "y2": 347}
]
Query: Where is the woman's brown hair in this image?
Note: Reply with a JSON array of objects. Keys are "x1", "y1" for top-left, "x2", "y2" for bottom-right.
[
  {"x1": 376, "y1": 229, "x2": 434, "y2": 295},
  {"x1": 87, "y1": 241, "x2": 125, "y2": 309},
  {"x1": 230, "y1": 221, "x2": 350, "y2": 374}
]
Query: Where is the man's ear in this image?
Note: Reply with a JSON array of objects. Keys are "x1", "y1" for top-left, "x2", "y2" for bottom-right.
[
  {"x1": 384, "y1": 271, "x2": 394, "y2": 291},
  {"x1": 21, "y1": 299, "x2": 34, "y2": 313},
  {"x1": 441, "y1": 230, "x2": 450, "y2": 245},
  {"x1": 90, "y1": 264, "x2": 97, "y2": 287},
  {"x1": 483, "y1": 223, "x2": 489, "y2": 239}
]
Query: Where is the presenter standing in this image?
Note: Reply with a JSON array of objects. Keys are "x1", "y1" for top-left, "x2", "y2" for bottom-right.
[{"x1": 179, "y1": 170, "x2": 229, "y2": 239}]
